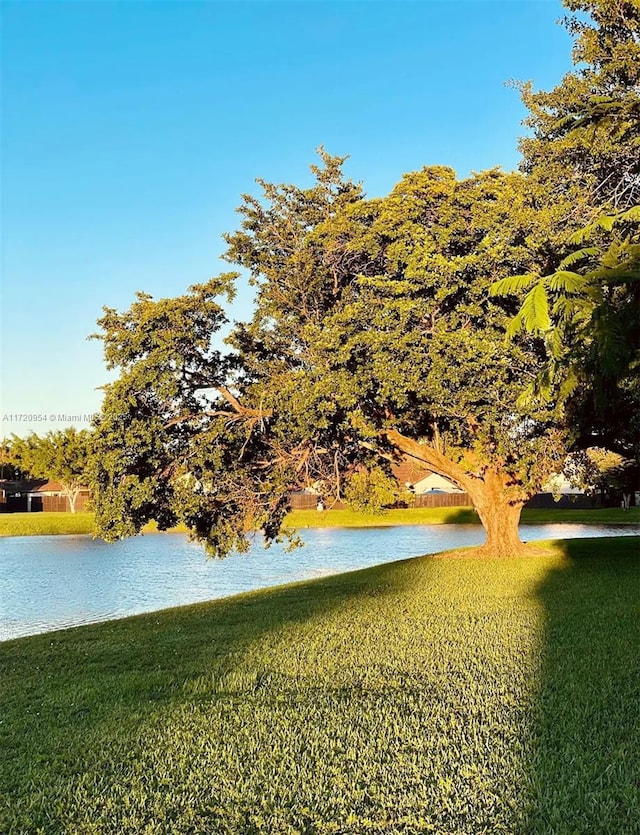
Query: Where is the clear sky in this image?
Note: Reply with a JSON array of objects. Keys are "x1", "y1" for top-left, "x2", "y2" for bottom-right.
[{"x1": 1, "y1": 0, "x2": 573, "y2": 437}]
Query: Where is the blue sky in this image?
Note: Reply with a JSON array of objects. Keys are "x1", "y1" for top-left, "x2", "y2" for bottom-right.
[{"x1": 1, "y1": 0, "x2": 572, "y2": 436}]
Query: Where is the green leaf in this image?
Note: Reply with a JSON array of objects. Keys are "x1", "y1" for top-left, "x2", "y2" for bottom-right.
[
  {"x1": 552, "y1": 296, "x2": 592, "y2": 322},
  {"x1": 568, "y1": 223, "x2": 598, "y2": 246},
  {"x1": 544, "y1": 327, "x2": 566, "y2": 361},
  {"x1": 507, "y1": 283, "x2": 551, "y2": 337},
  {"x1": 596, "y1": 215, "x2": 616, "y2": 232},
  {"x1": 618, "y1": 205, "x2": 640, "y2": 223},
  {"x1": 559, "y1": 247, "x2": 601, "y2": 269},
  {"x1": 558, "y1": 369, "x2": 580, "y2": 401},
  {"x1": 490, "y1": 273, "x2": 540, "y2": 296},
  {"x1": 547, "y1": 270, "x2": 588, "y2": 293}
]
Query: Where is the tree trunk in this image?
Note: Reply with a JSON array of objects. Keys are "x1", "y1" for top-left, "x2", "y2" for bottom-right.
[
  {"x1": 67, "y1": 489, "x2": 79, "y2": 514},
  {"x1": 475, "y1": 498, "x2": 525, "y2": 556},
  {"x1": 382, "y1": 430, "x2": 530, "y2": 558},
  {"x1": 467, "y1": 472, "x2": 527, "y2": 557}
]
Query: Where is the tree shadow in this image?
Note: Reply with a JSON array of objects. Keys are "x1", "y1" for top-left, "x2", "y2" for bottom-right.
[
  {"x1": 5, "y1": 535, "x2": 639, "y2": 833},
  {"x1": 437, "y1": 506, "x2": 478, "y2": 524},
  {"x1": 0, "y1": 553, "x2": 428, "y2": 816},
  {"x1": 525, "y1": 536, "x2": 640, "y2": 834}
]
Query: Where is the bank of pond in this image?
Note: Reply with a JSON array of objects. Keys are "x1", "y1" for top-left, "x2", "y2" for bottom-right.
[
  {"x1": 1, "y1": 518, "x2": 639, "y2": 642},
  {"x1": 1, "y1": 535, "x2": 638, "y2": 834},
  {"x1": 1, "y1": 505, "x2": 638, "y2": 538}
]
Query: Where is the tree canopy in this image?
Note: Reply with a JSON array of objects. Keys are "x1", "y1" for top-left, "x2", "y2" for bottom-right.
[
  {"x1": 495, "y1": 0, "x2": 639, "y2": 458},
  {"x1": 519, "y1": 0, "x2": 639, "y2": 213},
  {"x1": 92, "y1": 159, "x2": 572, "y2": 556},
  {"x1": 90, "y1": 0, "x2": 638, "y2": 557}
]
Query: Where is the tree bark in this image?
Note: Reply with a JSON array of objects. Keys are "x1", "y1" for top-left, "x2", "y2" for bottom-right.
[
  {"x1": 383, "y1": 429, "x2": 528, "y2": 557},
  {"x1": 66, "y1": 486, "x2": 80, "y2": 514},
  {"x1": 467, "y1": 481, "x2": 526, "y2": 557}
]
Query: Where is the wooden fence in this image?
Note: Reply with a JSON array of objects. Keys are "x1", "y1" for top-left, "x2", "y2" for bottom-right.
[
  {"x1": 289, "y1": 492, "x2": 349, "y2": 510},
  {"x1": 0, "y1": 493, "x2": 91, "y2": 513},
  {"x1": 523, "y1": 492, "x2": 598, "y2": 509},
  {"x1": 290, "y1": 491, "x2": 606, "y2": 511},
  {"x1": 289, "y1": 491, "x2": 473, "y2": 510},
  {"x1": 410, "y1": 492, "x2": 474, "y2": 508},
  {"x1": 0, "y1": 489, "x2": 614, "y2": 515},
  {"x1": 40, "y1": 494, "x2": 91, "y2": 513}
]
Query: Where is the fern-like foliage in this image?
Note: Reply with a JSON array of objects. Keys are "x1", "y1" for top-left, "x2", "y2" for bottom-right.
[
  {"x1": 559, "y1": 247, "x2": 601, "y2": 269},
  {"x1": 496, "y1": 205, "x2": 639, "y2": 414},
  {"x1": 547, "y1": 270, "x2": 587, "y2": 294},
  {"x1": 506, "y1": 282, "x2": 551, "y2": 338},
  {"x1": 489, "y1": 273, "x2": 541, "y2": 296},
  {"x1": 620, "y1": 205, "x2": 640, "y2": 222}
]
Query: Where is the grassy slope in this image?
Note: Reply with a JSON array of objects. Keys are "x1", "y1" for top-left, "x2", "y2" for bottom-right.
[
  {"x1": 1, "y1": 537, "x2": 638, "y2": 834},
  {"x1": 1, "y1": 507, "x2": 638, "y2": 537}
]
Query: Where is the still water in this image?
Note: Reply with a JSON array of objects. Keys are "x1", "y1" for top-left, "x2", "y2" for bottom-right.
[{"x1": 1, "y1": 523, "x2": 638, "y2": 641}]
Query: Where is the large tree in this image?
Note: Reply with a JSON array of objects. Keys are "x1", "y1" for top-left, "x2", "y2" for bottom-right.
[
  {"x1": 496, "y1": 0, "x2": 640, "y2": 460},
  {"x1": 92, "y1": 155, "x2": 572, "y2": 556},
  {"x1": 519, "y1": 0, "x2": 640, "y2": 213}
]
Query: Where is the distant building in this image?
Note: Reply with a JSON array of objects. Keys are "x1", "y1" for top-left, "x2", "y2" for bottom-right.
[
  {"x1": 0, "y1": 479, "x2": 91, "y2": 513},
  {"x1": 391, "y1": 460, "x2": 462, "y2": 494},
  {"x1": 412, "y1": 472, "x2": 464, "y2": 494}
]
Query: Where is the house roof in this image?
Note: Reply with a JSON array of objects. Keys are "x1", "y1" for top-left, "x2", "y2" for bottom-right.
[
  {"x1": 0, "y1": 479, "x2": 50, "y2": 494},
  {"x1": 391, "y1": 458, "x2": 432, "y2": 487},
  {"x1": 413, "y1": 472, "x2": 463, "y2": 493}
]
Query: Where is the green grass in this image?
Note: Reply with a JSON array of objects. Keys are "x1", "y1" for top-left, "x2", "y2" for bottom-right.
[
  {"x1": 139, "y1": 519, "x2": 190, "y2": 534},
  {"x1": 286, "y1": 505, "x2": 640, "y2": 529},
  {"x1": 1, "y1": 537, "x2": 638, "y2": 834},
  {"x1": 523, "y1": 506, "x2": 639, "y2": 525},
  {"x1": 0, "y1": 513, "x2": 188, "y2": 537},
  {"x1": 1, "y1": 506, "x2": 637, "y2": 538},
  {"x1": 0, "y1": 511, "x2": 95, "y2": 537}
]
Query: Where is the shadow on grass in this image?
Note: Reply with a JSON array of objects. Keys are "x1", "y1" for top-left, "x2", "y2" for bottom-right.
[
  {"x1": 0, "y1": 554, "x2": 426, "y2": 810},
  {"x1": 437, "y1": 507, "x2": 478, "y2": 523},
  {"x1": 3, "y1": 535, "x2": 639, "y2": 833},
  {"x1": 286, "y1": 505, "x2": 480, "y2": 529},
  {"x1": 526, "y1": 536, "x2": 640, "y2": 834}
]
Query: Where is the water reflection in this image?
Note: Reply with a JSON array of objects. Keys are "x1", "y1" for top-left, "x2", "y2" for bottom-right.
[{"x1": 1, "y1": 523, "x2": 637, "y2": 641}]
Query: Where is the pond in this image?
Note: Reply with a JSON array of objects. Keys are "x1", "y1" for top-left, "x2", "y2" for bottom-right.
[{"x1": 1, "y1": 523, "x2": 638, "y2": 641}]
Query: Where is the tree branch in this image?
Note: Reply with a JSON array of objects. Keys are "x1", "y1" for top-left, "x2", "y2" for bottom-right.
[
  {"x1": 164, "y1": 387, "x2": 274, "y2": 429},
  {"x1": 164, "y1": 410, "x2": 232, "y2": 428},
  {"x1": 217, "y1": 386, "x2": 273, "y2": 418},
  {"x1": 381, "y1": 428, "x2": 475, "y2": 492}
]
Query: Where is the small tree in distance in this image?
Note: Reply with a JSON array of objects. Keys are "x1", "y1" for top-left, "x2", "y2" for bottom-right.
[
  {"x1": 343, "y1": 466, "x2": 402, "y2": 515},
  {"x1": 9, "y1": 428, "x2": 92, "y2": 514}
]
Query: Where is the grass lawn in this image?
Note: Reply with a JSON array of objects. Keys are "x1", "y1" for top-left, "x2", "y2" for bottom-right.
[
  {"x1": 1, "y1": 506, "x2": 638, "y2": 537},
  {"x1": 0, "y1": 511, "x2": 95, "y2": 537},
  {"x1": 1, "y1": 536, "x2": 638, "y2": 834},
  {"x1": 285, "y1": 505, "x2": 640, "y2": 529},
  {"x1": 0, "y1": 513, "x2": 188, "y2": 538}
]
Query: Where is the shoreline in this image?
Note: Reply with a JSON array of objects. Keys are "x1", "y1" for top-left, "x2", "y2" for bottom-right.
[
  {"x1": 3, "y1": 533, "x2": 638, "y2": 644},
  {"x1": 1, "y1": 507, "x2": 639, "y2": 538}
]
